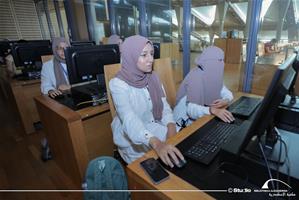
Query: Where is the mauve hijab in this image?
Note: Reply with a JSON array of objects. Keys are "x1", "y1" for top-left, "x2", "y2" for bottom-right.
[
  {"x1": 52, "y1": 37, "x2": 69, "y2": 87},
  {"x1": 116, "y1": 35, "x2": 165, "y2": 121},
  {"x1": 176, "y1": 46, "x2": 224, "y2": 106},
  {"x1": 108, "y1": 34, "x2": 121, "y2": 45}
]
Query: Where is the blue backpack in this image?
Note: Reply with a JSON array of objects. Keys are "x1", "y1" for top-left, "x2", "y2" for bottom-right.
[{"x1": 83, "y1": 156, "x2": 129, "y2": 200}]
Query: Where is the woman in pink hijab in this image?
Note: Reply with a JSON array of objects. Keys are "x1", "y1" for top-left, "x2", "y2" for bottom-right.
[
  {"x1": 107, "y1": 34, "x2": 123, "y2": 45},
  {"x1": 109, "y1": 35, "x2": 184, "y2": 167},
  {"x1": 174, "y1": 46, "x2": 235, "y2": 128}
]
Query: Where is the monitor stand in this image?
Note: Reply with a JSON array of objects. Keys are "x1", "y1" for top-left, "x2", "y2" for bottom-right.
[{"x1": 244, "y1": 126, "x2": 287, "y2": 165}]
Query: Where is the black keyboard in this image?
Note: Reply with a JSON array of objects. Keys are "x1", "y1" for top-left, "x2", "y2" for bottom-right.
[
  {"x1": 229, "y1": 96, "x2": 262, "y2": 118},
  {"x1": 183, "y1": 120, "x2": 240, "y2": 165}
]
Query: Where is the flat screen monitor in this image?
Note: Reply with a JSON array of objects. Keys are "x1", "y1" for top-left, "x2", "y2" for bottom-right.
[
  {"x1": 239, "y1": 53, "x2": 298, "y2": 154},
  {"x1": 70, "y1": 40, "x2": 95, "y2": 47},
  {"x1": 153, "y1": 42, "x2": 160, "y2": 59},
  {"x1": 65, "y1": 44, "x2": 120, "y2": 85},
  {"x1": 10, "y1": 40, "x2": 52, "y2": 67},
  {"x1": 288, "y1": 54, "x2": 299, "y2": 104}
]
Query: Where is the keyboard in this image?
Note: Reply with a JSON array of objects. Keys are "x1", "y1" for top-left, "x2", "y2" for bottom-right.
[
  {"x1": 229, "y1": 96, "x2": 262, "y2": 118},
  {"x1": 183, "y1": 119, "x2": 240, "y2": 165}
]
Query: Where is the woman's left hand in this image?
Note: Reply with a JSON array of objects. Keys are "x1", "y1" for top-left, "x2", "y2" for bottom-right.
[{"x1": 210, "y1": 99, "x2": 229, "y2": 108}]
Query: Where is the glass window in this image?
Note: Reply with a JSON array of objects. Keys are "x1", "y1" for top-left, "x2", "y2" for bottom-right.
[
  {"x1": 146, "y1": 1, "x2": 172, "y2": 42},
  {"x1": 36, "y1": 1, "x2": 51, "y2": 39},
  {"x1": 35, "y1": 0, "x2": 69, "y2": 40},
  {"x1": 113, "y1": 1, "x2": 137, "y2": 37},
  {"x1": 84, "y1": 0, "x2": 138, "y2": 44},
  {"x1": 252, "y1": 0, "x2": 299, "y2": 95},
  {"x1": 145, "y1": 0, "x2": 182, "y2": 89},
  {"x1": 190, "y1": 0, "x2": 249, "y2": 93}
]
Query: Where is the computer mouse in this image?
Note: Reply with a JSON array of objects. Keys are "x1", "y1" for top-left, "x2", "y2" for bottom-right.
[
  {"x1": 228, "y1": 120, "x2": 235, "y2": 124},
  {"x1": 170, "y1": 157, "x2": 187, "y2": 168}
]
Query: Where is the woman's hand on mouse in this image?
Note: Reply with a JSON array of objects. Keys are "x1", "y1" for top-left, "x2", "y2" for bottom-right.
[
  {"x1": 209, "y1": 107, "x2": 235, "y2": 123},
  {"x1": 149, "y1": 137, "x2": 184, "y2": 168}
]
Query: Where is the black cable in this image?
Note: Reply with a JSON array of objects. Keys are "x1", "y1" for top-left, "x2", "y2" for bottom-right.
[
  {"x1": 258, "y1": 140, "x2": 275, "y2": 190},
  {"x1": 275, "y1": 133, "x2": 282, "y2": 191}
]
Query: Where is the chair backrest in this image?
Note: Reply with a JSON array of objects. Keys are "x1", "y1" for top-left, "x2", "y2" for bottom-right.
[
  {"x1": 104, "y1": 63, "x2": 121, "y2": 118},
  {"x1": 104, "y1": 57, "x2": 176, "y2": 119},
  {"x1": 153, "y1": 57, "x2": 176, "y2": 108}
]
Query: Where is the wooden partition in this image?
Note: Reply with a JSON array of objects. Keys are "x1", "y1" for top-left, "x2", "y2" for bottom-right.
[
  {"x1": 223, "y1": 63, "x2": 242, "y2": 93},
  {"x1": 214, "y1": 38, "x2": 242, "y2": 64},
  {"x1": 160, "y1": 43, "x2": 181, "y2": 64},
  {"x1": 10, "y1": 79, "x2": 41, "y2": 134},
  {"x1": 214, "y1": 38, "x2": 226, "y2": 57},
  {"x1": 35, "y1": 96, "x2": 113, "y2": 186}
]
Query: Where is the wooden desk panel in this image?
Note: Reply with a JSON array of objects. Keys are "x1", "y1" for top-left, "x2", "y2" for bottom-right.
[
  {"x1": 82, "y1": 111, "x2": 113, "y2": 160},
  {"x1": 10, "y1": 79, "x2": 41, "y2": 134},
  {"x1": 35, "y1": 95, "x2": 113, "y2": 186}
]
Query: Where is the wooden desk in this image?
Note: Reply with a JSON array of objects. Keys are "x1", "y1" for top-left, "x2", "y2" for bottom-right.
[
  {"x1": 126, "y1": 93, "x2": 258, "y2": 200},
  {"x1": 34, "y1": 96, "x2": 114, "y2": 187},
  {"x1": 10, "y1": 79, "x2": 41, "y2": 134}
]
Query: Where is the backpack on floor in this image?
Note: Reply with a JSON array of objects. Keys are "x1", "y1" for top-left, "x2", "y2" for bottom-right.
[{"x1": 83, "y1": 156, "x2": 129, "y2": 200}]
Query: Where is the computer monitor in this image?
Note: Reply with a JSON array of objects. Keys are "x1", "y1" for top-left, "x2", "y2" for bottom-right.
[
  {"x1": 288, "y1": 53, "x2": 299, "y2": 104},
  {"x1": 238, "y1": 53, "x2": 298, "y2": 157},
  {"x1": 65, "y1": 44, "x2": 120, "y2": 85},
  {"x1": 10, "y1": 40, "x2": 52, "y2": 67},
  {"x1": 70, "y1": 40, "x2": 96, "y2": 47},
  {"x1": 153, "y1": 42, "x2": 160, "y2": 59}
]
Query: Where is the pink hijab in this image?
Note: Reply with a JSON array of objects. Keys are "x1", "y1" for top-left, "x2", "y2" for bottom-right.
[
  {"x1": 116, "y1": 35, "x2": 165, "y2": 121},
  {"x1": 108, "y1": 34, "x2": 121, "y2": 45},
  {"x1": 176, "y1": 46, "x2": 224, "y2": 106},
  {"x1": 52, "y1": 37, "x2": 70, "y2": 87}
]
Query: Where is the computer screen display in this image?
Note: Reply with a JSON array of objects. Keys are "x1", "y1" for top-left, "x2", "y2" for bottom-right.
[
  {"x1": 239, "y1": 53, "x2": 298, "y2": 154},
  {"x1": 70, "y1": 41, "x2": 96, "y2": 47},
  {"x1": 65, "y1": 44, "x2": 120, "y2": 85},
  {"x1": 10, "y1": 40, "x2": 52, "y2": 67}
]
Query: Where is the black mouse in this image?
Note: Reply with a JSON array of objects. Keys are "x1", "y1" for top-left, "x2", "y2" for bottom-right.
[{"x1": 170, "y1": 157, "x2": 187, "y2": 168}]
